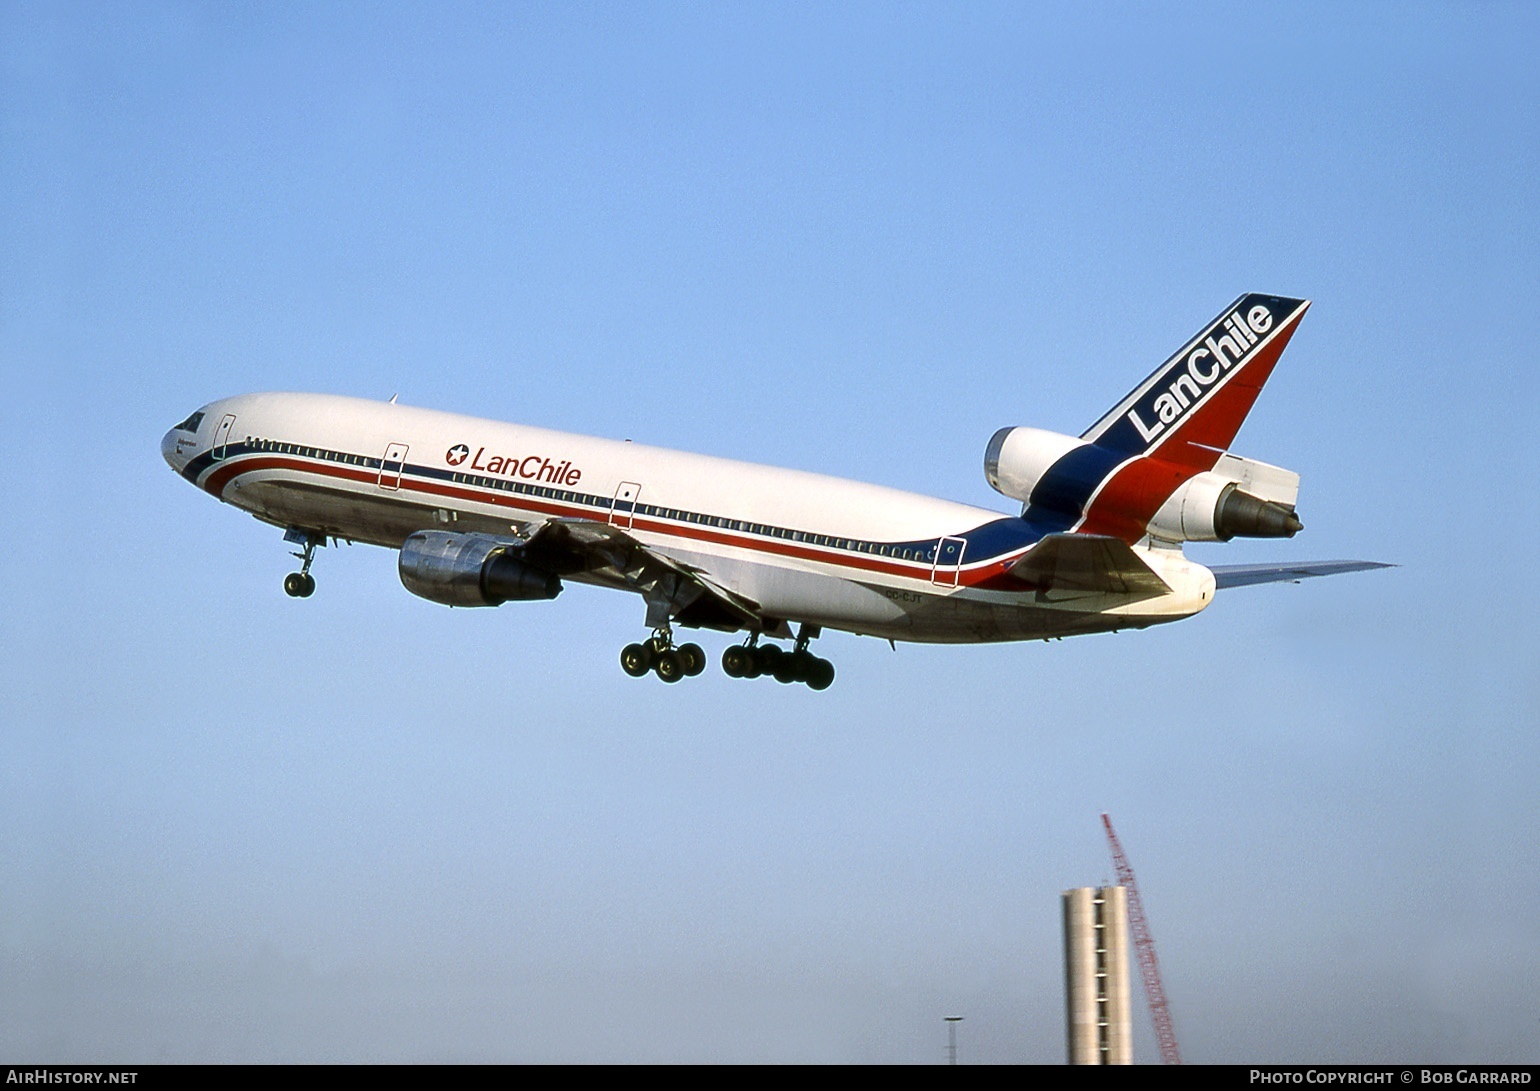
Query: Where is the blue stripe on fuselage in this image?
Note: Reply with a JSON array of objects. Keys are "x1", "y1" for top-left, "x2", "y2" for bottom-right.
[
  {"x1": 186, "y1": 442, "x2": 1051, "y2": 571},
  {"x1": 1020, "y1": 443, "x2": 1127, "y2": 531},
  {"x1": 950, "y1": 516, "x2": 1048, "y2": 561}
]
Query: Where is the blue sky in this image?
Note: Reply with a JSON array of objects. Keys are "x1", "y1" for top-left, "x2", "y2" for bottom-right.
[{"x1": 2, "y1": 1, "x2": 1536, "y2": 1063}]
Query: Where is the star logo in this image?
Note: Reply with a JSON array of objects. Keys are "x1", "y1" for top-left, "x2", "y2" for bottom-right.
[{"x1": 446, "y1": 443, "x2": 469, "y2": 466}]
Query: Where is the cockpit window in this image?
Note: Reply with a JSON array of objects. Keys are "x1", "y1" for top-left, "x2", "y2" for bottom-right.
[{"x1": 174, "y1": 411, "x2": 205, "y2": 433}]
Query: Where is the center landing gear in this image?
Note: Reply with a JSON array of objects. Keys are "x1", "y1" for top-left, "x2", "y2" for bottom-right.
[
  {"x1": 720, "y1": 626, "x2": 835, "y2": 690},
  {"x1": 282, "y1": 529, "x2": 323, "y2": 598},
  {"x1": 620, "y1": 626, "x2": 706, "y2": 684}
]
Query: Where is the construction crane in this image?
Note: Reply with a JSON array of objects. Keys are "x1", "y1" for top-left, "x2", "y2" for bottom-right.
[{"x1": 1101, "y1": 813, "x2": 1182, "y2": 1065}]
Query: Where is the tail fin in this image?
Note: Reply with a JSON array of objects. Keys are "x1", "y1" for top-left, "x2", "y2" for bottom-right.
[
  {"x1": 1015, "y1": 294, "x2": 1310, "y2": 542},
  {"x1": 1081, "y1": 293, "x2": 1309, "y2": 462},
  {"x1": 1071, "y1": 293, "x2": 1309, "y2": 540}
]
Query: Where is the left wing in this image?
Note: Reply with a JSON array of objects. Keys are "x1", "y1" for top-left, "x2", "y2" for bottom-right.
[
  {"x1": 1209, "y1": 560, "x2": 1394, "y2": 589},
  {"x1": 521, "y1": 517, "x2": 770, "y2": 631}
]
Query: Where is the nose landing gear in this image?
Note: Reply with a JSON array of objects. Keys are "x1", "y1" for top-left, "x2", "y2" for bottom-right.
[
  {"x1": 282, "y1": 571, "x2": 315, "y2": 598},
  {"x1": 282, "y1": 529, "x2": 323, "y2": 598}
]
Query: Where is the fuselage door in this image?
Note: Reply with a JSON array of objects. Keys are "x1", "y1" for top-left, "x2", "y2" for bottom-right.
[
  {"x1": 379, "y1": 442, "x2": 409, "y2": 491},
  {"x1": 931, "y1": 535, "x2": 967, "y2": 588},
  {"x1": 610, "y1": 481, "x2": 642, "y2": 530},
  {"x1": 212, "y1": 414, "x2": 237, "y2": 461}
]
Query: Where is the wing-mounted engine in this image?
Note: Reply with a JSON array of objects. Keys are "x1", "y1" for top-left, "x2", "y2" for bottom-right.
[{"x1": 398, "y1": 530, "x2": 562, "y2": 607}]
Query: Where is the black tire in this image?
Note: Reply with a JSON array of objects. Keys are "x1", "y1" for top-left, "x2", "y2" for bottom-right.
[
  {"x1": 721, "y1": 646, "x2": 750, "y2": 678},
  {"x1": 620, "y1": 643, "x2": 652, "y2": 677},
  {"x1": 755, "y1": 644, "x2": 783, "y2": 675},
  {"x1": 654, "y1": 649, "x2": 684, "y2": 683},
  {"x1": 806, "y1": 657, "x2": 836, "y2": 691},
  {"x1": 679, "y1": 643, "x2": 706, "y2": 676},
  {"x1": 283, "y1": 573, "x2": 306, "y2": 597},
  {"x1": 298, "y1": 573, "x2": 316, "y2": 598}
]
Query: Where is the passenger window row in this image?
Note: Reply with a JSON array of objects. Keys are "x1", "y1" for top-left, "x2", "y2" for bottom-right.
[{"x1": 252, "y1": 440, "x2": 951, "y2": 564}]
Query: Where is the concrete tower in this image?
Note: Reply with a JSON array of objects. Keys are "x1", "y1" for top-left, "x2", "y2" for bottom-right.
[{"x1": 1062, "y1": 885, "x2": 1132, "y2": 1064}]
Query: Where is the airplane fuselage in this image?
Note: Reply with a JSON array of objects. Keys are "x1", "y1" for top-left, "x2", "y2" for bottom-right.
[{"x1": 162, "y1": 392, "x2": 1216, "y2": 645}]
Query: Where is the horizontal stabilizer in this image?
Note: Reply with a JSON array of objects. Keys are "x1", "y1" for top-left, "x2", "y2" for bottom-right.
[
  {"x1": 1008, "y1": 534, "x2": 1172, "y2": 597},
  {"x1": 1210, "y1": 560, "x2": 1395, "y2": 589}
]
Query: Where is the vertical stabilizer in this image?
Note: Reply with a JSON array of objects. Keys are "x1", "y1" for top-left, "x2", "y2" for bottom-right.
[{"x1": 1018, "y1": 294, "x2": 1310, "y2": 541}]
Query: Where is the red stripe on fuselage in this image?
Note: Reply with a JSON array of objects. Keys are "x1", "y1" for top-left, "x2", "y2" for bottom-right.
[
  {"x1": 200, "y1": 454, "x2": 1033, "y2": 589},
  {"x1": 1075, "y1": 307, "x2": 1305, "y2": 542}
]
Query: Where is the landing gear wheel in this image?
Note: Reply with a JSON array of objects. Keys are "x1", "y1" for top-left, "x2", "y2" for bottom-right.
[
  {"x1": 721, "y1": 646, "x2": 751, "y2": 678},
  {"x1": 620, "y1": 643, "x2": 652, "y2": 677},
  {"x1": 678, "y1": 643, "x2": 706, "y2": 677},
  {"x1": 653, "y1": 649, "x2": 685, "y2": 683},
  {"x1": 282, "y1": 530, "x2": 322, "y2": 597},
  {"x1": 776, "y1": 649, "x2": 816, "y2": 684},
  {"x1": 755, "y1": 644, "x2": 783, "y2": 676},
  {"x1": 806, "y1": 657, "x2": 836, "y2": 691}
]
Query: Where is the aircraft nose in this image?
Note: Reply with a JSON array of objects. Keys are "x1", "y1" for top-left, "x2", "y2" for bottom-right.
[
  {"x1": 161, "y1": 424, "x2": 196, "y2": 472},
  {"x1": 163, "y1": 407, "x2": 211, "y2": 474}
]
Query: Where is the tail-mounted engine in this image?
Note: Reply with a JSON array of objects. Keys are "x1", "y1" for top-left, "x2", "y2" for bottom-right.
[
  {"x1": 1147, "y1": 467, "x2": 1302, "y2": 541},
  {"x1": 983, "y1": 426, "x2": 1086, "y2": 507},
  {"x1": 984, "y1": 427, "x2": 1303, "y2": 543},
  {"x1": 398, "y1": 530, "x2": 562, "y2": 607}
]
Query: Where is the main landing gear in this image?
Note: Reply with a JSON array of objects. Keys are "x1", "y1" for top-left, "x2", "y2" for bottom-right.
[
  {"x1": 620, "y1": 626, "x2": 707, "y2": 684},
  {"x1": 282, "y1": 530, "x2": 323, "y2": 598},
  {"x1": 617, "y1": 623, "x2": 836, "y2": 690},
  {"x1": 720, "y1": 626, "x2": 835, "y2": 690}
]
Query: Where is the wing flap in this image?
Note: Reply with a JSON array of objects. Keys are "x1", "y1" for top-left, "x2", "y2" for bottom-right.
[{"x1": 522, "y1": 517, "x2": 765, "y2": 627}]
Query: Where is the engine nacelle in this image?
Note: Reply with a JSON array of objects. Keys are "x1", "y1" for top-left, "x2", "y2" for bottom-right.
[
  {"x1": 398, "y1": 530, "x2": 562, "y2": 607},
  {"x1": 986, "y1": 421, "x2": 1305, "y2": 542},
  {"x1": 983, "y1": 426, "x2": 1087, "y2": 506},
  {"x1": 1148, "y1": 470, "x2": 1303, "y2": 542}
]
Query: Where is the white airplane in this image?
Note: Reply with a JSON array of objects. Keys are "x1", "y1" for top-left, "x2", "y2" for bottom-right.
[{"x1": 162, "y1": 293, "x2": 1387, "y2": 689}]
